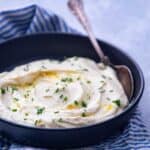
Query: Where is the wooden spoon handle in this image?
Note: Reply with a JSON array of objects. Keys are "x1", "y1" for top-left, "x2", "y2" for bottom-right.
[{"x1": 68, "y1": 0, "x2": 107, "y2": 63}]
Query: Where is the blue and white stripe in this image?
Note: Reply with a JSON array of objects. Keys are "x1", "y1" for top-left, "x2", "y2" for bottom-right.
[
  {"x1": 0, "y1": 5, "x2": 150, "y2": 150},
  {"x1": 0, "y1": 5, "x2": 74, "y2": 42}
]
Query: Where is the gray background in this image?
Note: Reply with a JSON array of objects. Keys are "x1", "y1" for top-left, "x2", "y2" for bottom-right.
[{"x1": 0, "y1": 0, "x2": 150, "y2": 131}]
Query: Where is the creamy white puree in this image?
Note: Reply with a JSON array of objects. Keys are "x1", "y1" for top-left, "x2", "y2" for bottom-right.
[{"x1": 0, "y1": 57, "x2": 128, "y2": 128}]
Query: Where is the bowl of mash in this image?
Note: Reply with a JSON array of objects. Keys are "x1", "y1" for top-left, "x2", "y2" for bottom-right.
[{"x1": 0, "y1": 33, "x2": 144, "y2": 148}]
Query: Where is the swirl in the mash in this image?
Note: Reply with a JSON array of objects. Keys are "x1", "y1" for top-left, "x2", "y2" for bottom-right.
[{"x1": 0, "y1": 57, "x2": 128, "y2": 128}]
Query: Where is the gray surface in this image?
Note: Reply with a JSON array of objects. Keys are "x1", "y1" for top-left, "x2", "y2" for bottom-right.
[{"x1": 0, "y1": 0, "x2": 150, "y2": 131}]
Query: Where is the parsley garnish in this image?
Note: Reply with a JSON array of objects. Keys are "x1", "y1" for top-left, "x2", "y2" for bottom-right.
[
  {"x1": 12, "y1": 109, "x2": 17, "y2": 112},
  {"x1": 55, "y1": 87, "x2": 66, "y2": 94},
  {"x1": 81, "y1": 101, "x2": 87, "y2": 107},
  {"x1": 25, "y1": 113, "x2": 29, "y2": 116},
  {"x1": 112, "y1": 99, "x2": 121, "y2": 107},
  {"x1": 77, "y1": 77, "x2": 80, "y2": 80},
  {"x1": 99, "y1": 81, "x2": 106, "y2": 90},
  {"x1": 0, "y1": 88, "x2": 5, "y2": 94},
  {"x1": 59, "y1": 94, "x2": 64, "y2": 99},
  {"x1": 87, "y1": 80, "x2": 91, "y2": 84},
  {"x1": 34, "y1": 119, "x2": 43, "y2": 126},
  {"x1": 64, "y1": 96, "x2": 68, "y2": 101},
  {"x1": 61, "y1": 77, "x2": 73, "y2": 82},
  {"x1": 55, "y1": 88, "x2": 59, "y2": 93},
  {"x1": 11, "y1": 86, "x2": 18, "y2": 92},
  {"x1": 36, "y1": 107, "x2": 45, "y2": 115},
  {"x1": 13, "y1": 98, "x2": 19, "y2": 101},
  {"x1": 24, "y1": 93, "x2": 30, "y2": 98},
  {"x1": 74, "y1": 100, "x2": 79, "y2": 106},
  {"x1": 81, "y1": 112, "x2": 86, "y2": 117},
  {"x1": 58, "y1": 118, "x2": 63, "y2": 122}
]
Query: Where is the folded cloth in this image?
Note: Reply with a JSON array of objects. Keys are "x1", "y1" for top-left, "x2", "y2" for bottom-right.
[{"x1": 0, "y1": 5, "x2": 150, "y2": 150}]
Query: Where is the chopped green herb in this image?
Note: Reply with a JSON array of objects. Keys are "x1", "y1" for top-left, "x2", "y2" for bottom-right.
[
  {"x1": 55, "y1": 88, "x2": 59, "y2": 93},
  {"x1": 13, "y1": 98, "x2": 19, "y2": 101},
  {"x1": 0, "y1": 88, "x2": 5, "y2": 94},
  {"x1": 77, "y1": 77, "x2": 80, "y2": 80},
  {"x1": 24, "y1": 118, "x2": 27, "y2": 121},
  {"x1": 61, "y1": 78, "x2": 67, "y2": 82},
  {"x1": 36, "y1": 107, "x2": 45, "y2": 115},
  {"x1": 34, "y1": 119, "x2": 43, "y2": 126},
  {"x1": 58, "y1": 118, "x2": 63, "y2": 122},
  {"x1": 81, "y1": 101, "x2": 87, "y2": 107},
  {"x1": 112, "y1": 99, "x2": 121, "y2": 107},
  {"x1": 64, "y1": 96, "x2": 68, "y2": 101},
  {"x1": 99, "y1": 82, "x2": 106, "y2": 90},
  {"x1": 68, "y1": 78, "x2": 73, "y2": 82},
  {"x1": 61, "y1": 77, "x2": 73, "y2": 83},
  {"x1": 55, "y1": 87, "x2": 66, "y2": 94},
  {"x1": 59, "y1": 94, "x2": 64, "y2": 99},
  {"x1": 34, "y1": 120, "x2": 38, "y2": 125},
  {"x1": 62, "y1": 87, "x2": 65, "y2": 90},
  {"x1": 74, "y1": 100, "x2": 79, "y2": 106},
  {"x1": 31, "y1": 98, "x2": 34, "y2": 101},
  {"x1": 86, "y1": 80, "x2": 91, "y2": 84},
  {"x1": 25, "y1": 113, "x2": 29, "y2": 116},
  {"x1": 81, "y1": 112, "x2": 86, "y2": 117},
  {"x1": 12, "y1": 109, "x2": 17, "y2": 112},
  {"x1": 11, "y1": 86, "x2": 18, "y2": 93},
  {"x1": 24, "y1": 93, "x2": 30, "y2": 98}
]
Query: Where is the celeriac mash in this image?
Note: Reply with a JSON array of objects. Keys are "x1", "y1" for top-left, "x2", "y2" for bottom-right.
[{"x1": 0, "y1": 57, "x2": 128, "y2": 128}]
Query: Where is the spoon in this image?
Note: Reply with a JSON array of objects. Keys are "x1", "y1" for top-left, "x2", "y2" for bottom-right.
[{"x1": 68, "y1": 0, "x2": 134, "y2": 99}]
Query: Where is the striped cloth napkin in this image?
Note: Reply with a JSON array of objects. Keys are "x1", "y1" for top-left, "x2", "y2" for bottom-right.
[{"x1": 0, "y1": 5, "x2": 150, "y2": 150}]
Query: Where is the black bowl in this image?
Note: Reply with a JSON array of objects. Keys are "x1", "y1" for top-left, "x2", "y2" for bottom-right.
[{"x1": 0, "y1": 33, "x2": 144, "y2": 148}]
